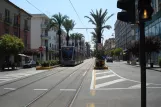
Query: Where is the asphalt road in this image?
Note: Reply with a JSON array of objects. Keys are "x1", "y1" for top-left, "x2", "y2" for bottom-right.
[{"x1": 0, "y1": 59, "x2": 161, "y2": 107}]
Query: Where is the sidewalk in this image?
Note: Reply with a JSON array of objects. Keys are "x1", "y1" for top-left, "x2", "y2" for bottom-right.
[{"x1": 122, "y1": 61, "x2": 161, "y2": 72}]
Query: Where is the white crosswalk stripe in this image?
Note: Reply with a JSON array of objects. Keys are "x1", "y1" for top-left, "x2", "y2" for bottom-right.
[
  {"x1": 0, "y1": 70, "x2": 46, "y2": 84},
  {"x1": 95, "y1": 78, "x2": 126, "y2": 89}
]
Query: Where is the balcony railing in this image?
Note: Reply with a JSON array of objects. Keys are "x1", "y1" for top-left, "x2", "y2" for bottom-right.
[
  {"x1": 41, "y1": 24, "x2": 47, "y2": 29},
  {"x1": 24, "y1": 26, "x2": 30, "y2": 31},
  {"x1": 4, "y1": 18, "x2": 12, "y2": 25},
  {"x1": 41, "y1": 34, "x2": 50, "y2": 40}
]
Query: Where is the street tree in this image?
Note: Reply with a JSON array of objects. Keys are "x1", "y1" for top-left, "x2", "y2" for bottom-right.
[
  {"x1": 114, "y1": 48, "x2": 123, "y2": 60},
  {"x1": 63, "y1": 19, "x2": 75, "y2": 46},
  {"x1": 85, "y1": 9, "x2": 113, "y2": 43},
  {"x1": 48, "y1": 12, "x2": 68, "y2": 63},
  {"x1": 0, "y1": 34, "x2": 24, "y2": 70},
  {"x1": 127, "y1": 36, "x2": 161, "y2": 64},
  {"x1": 70, "y1": 33, "x2": 75, "y2": 46}
]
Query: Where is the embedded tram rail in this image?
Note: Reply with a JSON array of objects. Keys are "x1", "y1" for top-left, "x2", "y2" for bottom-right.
[{"x1": 23, "y1": 59, "x2": 94, "y2": 107}]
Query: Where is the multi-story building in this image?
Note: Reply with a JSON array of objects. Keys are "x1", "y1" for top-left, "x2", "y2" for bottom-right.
[
  {"x1": 48, "y1": 28, "x2": 67, "y2": 60},
  {"x1": 104, "y1": 38, "x2": 115, "y2": 50},
  {"x1": 135, "y1": 0, "x2": 161, "y2": 63},
  {"x1": 114, "y1": 20, "x2": 135, "y2": 50},
  {"x1": 0, "y1": 0, "x2": 31, "y2": 64},
  {"x1": 30, "y1": 14, "x2": 50, "y2": 61},
  {"x1": 0, "y1": 0, "x2": 31, "y2": 49}
]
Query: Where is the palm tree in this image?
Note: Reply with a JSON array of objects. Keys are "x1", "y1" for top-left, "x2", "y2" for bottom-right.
[
  {"x1": 85, "y1": 9, "x2": 114, "y2": 43},
  {"x1": 70, "y1": 33, "x2": 75, "y2": 46},
  {"x1": 49, "y1": 12, "x2": 68, "y2": 63},
  {"x1": 77, "y1": 33, "x2": 84, "y2": 50},
  {"x1": 63, "y1": 19, "x2": 75, "y2": 46}
]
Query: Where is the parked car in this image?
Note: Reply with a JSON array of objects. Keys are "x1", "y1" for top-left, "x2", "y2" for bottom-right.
[
  {"x1": 23, "y1": 60, "x2": 36, "y2": 68},
  {"x1": 106, "y1": 57, "x2": 113, "y2": 62}
]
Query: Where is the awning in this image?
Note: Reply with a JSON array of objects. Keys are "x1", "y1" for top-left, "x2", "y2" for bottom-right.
[{"x1": 18, "y1": 54, "x2": 31, "y2": 58}]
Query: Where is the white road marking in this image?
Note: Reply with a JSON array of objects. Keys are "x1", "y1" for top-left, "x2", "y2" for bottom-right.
[
  {"x1": 82, "y1": 72, "x2": 86, "y2": 77},
  {"x1": 96, "y1": 71, "x2": 111, "y2": 75},
  {"x1": 129, "y1": 83, "x2": 149, "y2": 89},
  {"x1": 34, "y1": 89, "x2": 48, "y2": 91},
  {"x1": 90, "y1": 70, "x2": 95, "y2": 90},
  {"x1": 95, "y1": 78, "x2": 126, "y2": 89},
  {"x1": 96, "y1": 74, "x2": 115, "y2": 80},
  {"x1": 92, "y1": 87, "x2": 161, "y2": 91},
  {"x1": 4, "y1": 88, "x2": 16, "y2": 90},
  {"x1": 60, "y1": 89, "x2": 76, "y2": 91},
  {"x1": 109, "y1": 69, "x2": 161, "y2": 86}
]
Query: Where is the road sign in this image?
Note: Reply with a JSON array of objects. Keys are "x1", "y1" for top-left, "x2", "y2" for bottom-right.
[{"x1": 97, "y1": 43, "x2": 103, "y2": 50}]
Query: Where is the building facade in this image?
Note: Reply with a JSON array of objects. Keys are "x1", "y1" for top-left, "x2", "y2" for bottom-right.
[
  {"x1": 104, "y1": 38, "x2": 115, "y2": 50},
  {"x1": 135, "y1": 0, "x2": 161, "y2": 63},
  {"x1": 0, "y1": 0, "x2": 31, "y2": 64},
  {"x1": 0, "y1": 0, "x2": 31, "y2": 50},
  {"x1": 114, "y1": 20, "x2": 135, "y2": 50},
  {"x1": 30, "y1": 14, "x2": 50, "y2": 61}
]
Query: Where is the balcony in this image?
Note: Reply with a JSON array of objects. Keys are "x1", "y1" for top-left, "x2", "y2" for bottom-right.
[
  {"x1": 24, "y1": 26, "x2": 30, "y2": 31},
  {"x1": 41, "y1": 34, "x2": 50, "y2": 40},
  {"x1": 41, "y1": 23, "x2": 47, "y2": 29},
  {"x1": 4, "y1": 18, "x2": 12, "y2": 25}
]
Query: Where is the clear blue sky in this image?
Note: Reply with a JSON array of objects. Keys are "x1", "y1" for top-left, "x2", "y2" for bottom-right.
[{"x1": 10, "y1": 0, "x2": 120, "y2": 44}]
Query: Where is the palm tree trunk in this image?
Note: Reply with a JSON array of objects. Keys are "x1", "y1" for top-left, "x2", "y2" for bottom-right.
[
  {"x1": 58, "y1": 26, "x2": 61, "y2": 64},
  {"x1": 66, "y1": 32, "x2": 69, "y2": 46}
]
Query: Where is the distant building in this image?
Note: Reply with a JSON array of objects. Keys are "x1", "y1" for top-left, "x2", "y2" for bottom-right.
[{"x1": 104, "y1": 38, "x2": 115, "y2": 50}]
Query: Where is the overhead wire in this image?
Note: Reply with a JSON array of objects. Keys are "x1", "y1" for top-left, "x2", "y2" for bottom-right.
[{"x1": 68, "y1": 0, "x2": 91, "y2": 42}]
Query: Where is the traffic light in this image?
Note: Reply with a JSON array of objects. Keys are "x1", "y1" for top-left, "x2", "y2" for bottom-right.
[
  {"x1": 138, "y1": 0, "x2": 153, "y2": 21},
  {"x1": 117, "y1": 0, "x2": 136, "y2": 24}
]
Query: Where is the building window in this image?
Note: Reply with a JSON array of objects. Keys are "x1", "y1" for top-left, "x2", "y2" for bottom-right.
[
  {"x1": 50, "y1": 43, "x2": 51, "y2": 47},
  {"x1": 14, "y1": 14, "x2": 18, "y2": 25},
  {"x1": 24, "y1": 19, "x2": 28, "y2": 27},
  {"x1": 5, "y1": 9, "x2": 10, "y2": 21}
]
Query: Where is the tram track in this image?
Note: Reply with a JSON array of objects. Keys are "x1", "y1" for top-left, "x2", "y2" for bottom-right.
[
  {"x1": 23, "y1": 59, "x2": 93, "y2": 107},
  {"x1": 0, "y1": 60, "x2": 90, "y2": 97}
]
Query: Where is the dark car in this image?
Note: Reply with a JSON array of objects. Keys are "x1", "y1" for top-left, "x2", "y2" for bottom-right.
[
  {"x1": 23, "y1": 60, "x2": 36, "y2": 68},
  {"x1": 106, "y1": 57, "x2": 113, "y2": 62}
]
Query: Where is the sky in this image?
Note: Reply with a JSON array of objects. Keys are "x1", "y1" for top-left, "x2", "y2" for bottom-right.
[{"x1": 9, "y1": 0, "x2": 120, "y2": 45}]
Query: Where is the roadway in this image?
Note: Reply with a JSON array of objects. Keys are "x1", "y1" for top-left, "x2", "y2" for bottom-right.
[{"x1": 0, "y1": 59, "x2": 161, "y2": 107}]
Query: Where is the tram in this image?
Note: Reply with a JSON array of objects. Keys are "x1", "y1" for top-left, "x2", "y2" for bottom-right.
[{"x1": 61, "y1": 46, "x2": 84, "y2": 66}]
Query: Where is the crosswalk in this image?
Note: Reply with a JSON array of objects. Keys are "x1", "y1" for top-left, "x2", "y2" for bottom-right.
[
  {"x1": 90, "y1": 69, "x2": 161, "y2": 90},
  {"x1": 0, "y1": 70, "x2": 47, "y2": 84}
]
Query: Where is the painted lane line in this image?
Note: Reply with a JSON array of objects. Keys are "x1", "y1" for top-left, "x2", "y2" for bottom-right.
[
  {"x1": 109, "y1": 69, "x2": 161, "y2": 85},
  {"x1": 96, "y1": 74, "x2": 115, "y2": 80},
  {"x1": 4, "y1": 88, "x2": 16, "y2": 90},
  {"x1": 82, "y1": 72, "x2": 86, "y2": 77},
  {"x1": 90, "y1": 70, "x2": 95, "y2": 90},
  {"x1": 109, "y1": 69, "x2": 141, "y2": 83},
  {"x1": 95, "y1": 78, "x2": 126, "y2": 89},
  {"x1": 34, "y1": 89, "x2": 48, "y2": 91},
  {"x1": 94, "y1": 87, "x2": 140, "y2": 91},
  {"x1": 60, "y1": 89, "x2": 76, "y2": 91},
  {"x1": 96, "y1": 71, "x2": 111, "y2": 75},
  {"x1": 129, "y1": 83, "x2": 149, "y2": 89}
]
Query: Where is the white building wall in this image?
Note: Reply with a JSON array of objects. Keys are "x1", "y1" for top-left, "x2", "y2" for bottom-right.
[{"x1": 30, "y1": 16, "x2": 41, "y2": 49}]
